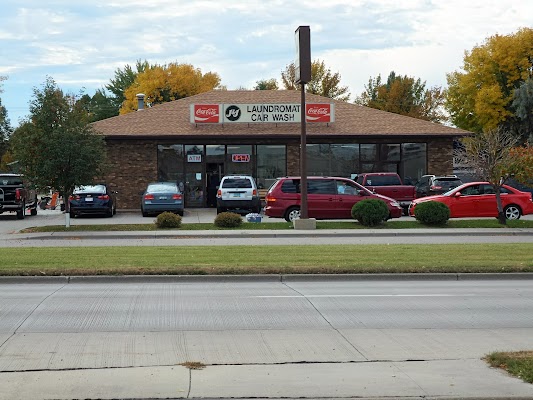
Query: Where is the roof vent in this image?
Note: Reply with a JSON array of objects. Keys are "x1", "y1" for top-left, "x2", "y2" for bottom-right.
[{"x1": 136, "y1": 93, "x2": 145, "y2": 110}]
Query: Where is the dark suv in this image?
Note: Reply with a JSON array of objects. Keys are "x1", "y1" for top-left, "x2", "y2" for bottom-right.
[
  {"x1": 415, "y1": 175, "x2": 463, "y2": 198},
  {"x1": 264, "y1": 176, "x2": 403, "y2": 222}
]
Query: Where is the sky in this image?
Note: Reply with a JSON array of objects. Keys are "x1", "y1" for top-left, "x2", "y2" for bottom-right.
[{"x1": 1, "y1": 0, "x2": 532, "y2": 127}]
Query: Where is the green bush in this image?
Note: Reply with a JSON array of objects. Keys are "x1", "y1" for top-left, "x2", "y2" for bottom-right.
[
  {"x1": 414, "y1": 201, "x2": 450, "y2": 225},
  {"x1": 155, "y1": 212, "x2": 182, "y2": 228},
  {"x1": 351, "y1": 199, "x2": 389, "y2": 227},
  {"x1": 214, "y1": 211, "x2": 243, "y2": 228}
]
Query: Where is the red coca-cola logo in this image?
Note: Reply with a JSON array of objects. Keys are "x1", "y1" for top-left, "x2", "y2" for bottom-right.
[
  {"x1": 306, "y1": 104, "x2": 331, "y2": 122},
  {"x1": 194, "y1": 105, "x2": 219, "y2": 123}
]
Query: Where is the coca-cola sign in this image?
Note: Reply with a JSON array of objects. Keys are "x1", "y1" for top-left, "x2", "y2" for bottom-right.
[
  {"x1": 192, "y1": 104, "x2": 220, "y2": 123},
  {"x1": 306, "y1": 104, "x2": 333, "y2": 123}
]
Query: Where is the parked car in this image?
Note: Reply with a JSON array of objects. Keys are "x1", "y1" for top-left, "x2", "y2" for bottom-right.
[
  {"x1": 69, "y1": 184, "x2": 117, "y2": 218},
  {"x1": 409, "y1": 181, "x2": 533, "y2": 220},
  {"x1": 415, "y1": 175, "x2": 463, "y2": 198},
  {"x1": 141, "y1": 182, "x2": 184, "y2": 217},
  {"x1": 265, "y1": 176, "x2": 403, "y2": 222},
  {"x1": 355, "y1": 172, "x2": 416, "y2": 214},
  {"x1": 0, "y1": 173, "x2": 38, "y2": 219},
  {"x1": 216, "y1": 175, "x2": 261, "y2": 214}
]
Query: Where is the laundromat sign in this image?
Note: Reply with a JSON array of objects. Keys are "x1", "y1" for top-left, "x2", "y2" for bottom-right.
[{"x1": 190, "y1": 103, "x2": 334, "y2": 124}]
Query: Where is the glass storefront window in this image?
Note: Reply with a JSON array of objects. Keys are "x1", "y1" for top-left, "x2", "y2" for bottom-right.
[
  {"x1": 330, "y1": 144, "x2": 359, "y2": 178},
  {"x1": 380, "y1": 144, "x2": 400, "y2": 161},
  {"x1": 157, "y1": 144, "x2": 184, "y2": 183},
  {"x1": 257, "y1": 145, "x2": 286, "y2": 190},
  {"x1": 306, "y1": 144, "x2": 331, "y2": 176},
  {"x1": 185, "y1": 145, "x2": 204, "y2": 206},
  {"x1": 401, "y1": 143, "x2": 426, "y2": 184},
  {"x1": 360, "y1": 144, "x2": 376, "y2": 161},
  {"x1": 226, "y1": 145, "x2": 253, "y2": 176}
]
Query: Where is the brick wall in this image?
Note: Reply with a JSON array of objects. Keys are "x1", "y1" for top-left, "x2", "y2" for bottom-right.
[
  {"x1": 427, "y1": 138, "x2": 454, "y2": 176},
  {"x1": 104, "y1": 139, "x2": 158, "y2": 209}
]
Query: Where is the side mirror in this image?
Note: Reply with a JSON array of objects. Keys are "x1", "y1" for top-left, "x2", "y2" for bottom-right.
[
  {"x1": 454, "y1": 192, "x2": 462, "y2": 197},
  {"x1": 138, "y1": 190, "x2": 144, "y2": 196}
]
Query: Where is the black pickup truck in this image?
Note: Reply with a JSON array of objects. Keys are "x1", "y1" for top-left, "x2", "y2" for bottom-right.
[{"x1": 0, "y1": 173, "x2": 38, "y2": 219}]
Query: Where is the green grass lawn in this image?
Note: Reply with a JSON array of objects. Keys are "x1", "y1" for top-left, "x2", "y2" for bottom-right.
[
  {"x1": 1, "y1": 243, "x2": 532, "y2": 276},
  {"x1": 486, "y1": 351, "x2": 533, "y2": 384},
  {"x1": 19, "y1": 218, "x2": 533, "y2": 232}
]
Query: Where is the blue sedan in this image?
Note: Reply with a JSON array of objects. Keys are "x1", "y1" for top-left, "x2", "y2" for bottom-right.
[{"x1": 141, "y1": 182, "x2": 184, "y2": 217}]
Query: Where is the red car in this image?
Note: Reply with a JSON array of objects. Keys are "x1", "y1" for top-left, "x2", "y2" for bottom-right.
[
  {"x1": 409, "y1": 181, "x2": 533, "y2": 220},
  {"x1": 265, "y1": 176, "x2": 403, "y2": 222}
]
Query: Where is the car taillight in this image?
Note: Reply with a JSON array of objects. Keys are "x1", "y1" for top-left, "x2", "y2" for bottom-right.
[
  {"x1": 217, "y1": 189, "x2": 222, "y2": 197},
  {"x1": 265, "y1": 195, "x2": 276, "y2": 203},
  {"x1": 15, "y1": 188, "x2": 21, "y2": 200},
  {"x1": 69, "y1": 195, "x2": 80, "y2": 201},
  {"x1": 97, "y1": 194, "x2": 110, "y2": 200},
  {"x1": 430, "y1": 185, "x2": 442, "y2": 190},
  {"x1": 144, "y1": 194, "x2": 154, "y2": 200},
  {"x1": 252, "y1": 189, "x2": 257, "y2": 196},
  {"x1": 172, "y1": 194, "x2": 182, "y2": 200}
]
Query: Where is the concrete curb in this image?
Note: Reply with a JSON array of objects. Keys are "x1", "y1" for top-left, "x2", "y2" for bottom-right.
[
  {"x1": 1, "y1": 272, "x2": 533, "y2": 284},
  {"x1": 8, "y1": 228, "x2": 533, "y2": 240}
]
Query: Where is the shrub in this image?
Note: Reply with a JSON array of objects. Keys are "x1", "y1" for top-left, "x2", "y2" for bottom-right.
[
  {"x1": 351, "y1": 199, "x2": 389, "y2": 227},
  {"x1": 414, "y1": 201, "x2": 450, "y2": 225},
  {"x1": 214, "y1": 211, "x2": 243, "y2": 228},
  {"x1": 155, "y1": 212, "x2": 182, "y2": 228}
]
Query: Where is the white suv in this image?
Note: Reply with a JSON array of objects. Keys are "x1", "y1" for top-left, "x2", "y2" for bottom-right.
[{"x1": 216, "y1": 175, "x2": 261, "y2": 214}]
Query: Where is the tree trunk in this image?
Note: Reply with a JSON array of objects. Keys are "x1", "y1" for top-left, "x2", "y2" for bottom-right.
[{"x1": 495, "y1": 190, "x2": 506, "y2": 225}]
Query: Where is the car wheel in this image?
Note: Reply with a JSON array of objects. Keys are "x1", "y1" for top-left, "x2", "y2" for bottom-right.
[
  {"x1": 30, "y1": 207, "x2": 37, "y2": 216},
  {"x1": 217, "y1": 207, "x2": 225, "y2": 214},
  {"x1": 16, "y1": 203, "x2": 25, "y2": 220},
  {"x1": 284, "y1": 206, "x2": 300, "y2": 222},
  {"x1": 113, "y1": 204, "x2": 117, "y2": 215},
  {"x1": 69, "y1": 211, "x2": 75, "y2": 218},
  {"x1": 253, "y1": 206, "x2": 262, "y2": 214},
  {"x1": 142, "y1": 210, "x2": 149, "y2": 217},
  {"x1": 178, "y1": 210, "x2": 184, "y2": 217},
  {"x1": 504, "y1": 204, "x2": 521, "y2": 220}
]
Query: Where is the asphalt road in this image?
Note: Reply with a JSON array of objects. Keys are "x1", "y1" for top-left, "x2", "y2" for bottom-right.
[{"x1": 1, "y1": 277, "x2": 533, "y2": 399}]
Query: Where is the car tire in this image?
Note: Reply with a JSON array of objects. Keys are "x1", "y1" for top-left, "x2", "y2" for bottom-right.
[
  {"x1": 504, "y1": 204, "x2": 522, "y2": 220},
  {"x1": 142, "y1": 210, "x2": 149, "y2": 217},
  {"x1": 253, "y1": 206, "x2": 262, "y2": 214},
  {"x1": 178, "y1": 210, "x2": 184, "y2": 217},
  {"x1": 284, "y1": 206, "x2": 300, "y2": 222},
  {"x1": 16, "y1": 203, "x2": 25, "y2": 220},
  {"x1": 30, "y1": 207, "x2": 37, "y2": 216},
  {"x1": 69, "y1": 211, "x2": 75, "y2": 218},
  {"x1": 113, "y1": 204, "x2": 117, "y2": 215},
  {"x1": 216, "y1": 207, "x2": 225, "y2": 214}
]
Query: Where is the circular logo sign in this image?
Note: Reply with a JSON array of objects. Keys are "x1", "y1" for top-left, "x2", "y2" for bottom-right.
[{"x1": 225, "y1": 105, "x2": 241, "y2": 121}]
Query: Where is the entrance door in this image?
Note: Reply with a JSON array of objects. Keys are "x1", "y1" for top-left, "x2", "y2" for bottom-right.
[
  {"x1": 185, "y1": 168, "x2": 204, "y2": 207},
  {"x1": 206, "y1": 163, "x2": 224, "y2": 207}
]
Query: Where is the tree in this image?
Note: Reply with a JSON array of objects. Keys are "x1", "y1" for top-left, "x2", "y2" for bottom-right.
[
  {"x1": 10, "y1": 77, "x2": 107, "y2": 217},
  {"x1": 454, "y1": 127, "x2": 522, "y2": 224},
  {"x1": 120, "y1": 63, "x2": 222, "y2": 114},
  {"x1": 0, "y1": 76, "x2": 13, "y2": 169},
  {"x1": 254, "y1": 78, "x2": 279, "y2": 90},
  {"x1": 446, "y1": 28, "x2": 533, "y2": 140},
  {"x1": 355, "y1": 71, "x2": 446, "y2": 123},
  {"x1": 106, "y1": 60, "x2": 151, "y2": 112},
  {"x1": 511, "y1": 78, "x2": 533, "y2": 143},
  {"x1": 281, "y1": 59, "x2": 350, "y2": 101},
  {"x1": 77, "y1": 89, "x2": 119, "y2": 122}
]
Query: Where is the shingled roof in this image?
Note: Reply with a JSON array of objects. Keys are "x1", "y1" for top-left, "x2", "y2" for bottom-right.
[{"x1": 92, "y1": 90, "x2": 469, "y2": 138}]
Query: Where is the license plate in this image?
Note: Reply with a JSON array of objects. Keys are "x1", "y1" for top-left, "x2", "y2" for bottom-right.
[
  {"x1": 159, "y1": 196, "x2": 167, "y2": 200},
  {"x1": 232, "y1": 193, "x2": 241, "y2": 198},
  {"x1": 85, "y1": 197, "x2": 93, "y2": 202}
]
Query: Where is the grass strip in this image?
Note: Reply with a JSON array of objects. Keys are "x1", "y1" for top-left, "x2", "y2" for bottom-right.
[
  {"x1": 19, "y1": 219, "x2": 533, "y2": 233},
  {"x1": 486, "y1": 351, "x2": 533, "y2": 384},
  {"x1": 0, "y1": 243, "x2": 532, "y2": 276}
]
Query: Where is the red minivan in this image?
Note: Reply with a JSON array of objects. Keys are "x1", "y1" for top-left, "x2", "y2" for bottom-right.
[{"x1": 264, "y1": 176, "x2": 403, "y2": 222}]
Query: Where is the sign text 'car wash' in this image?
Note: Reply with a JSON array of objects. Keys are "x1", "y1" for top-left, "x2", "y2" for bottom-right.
[{"x1": 191, "y1": 103, "x2": 334, "y2": 124}]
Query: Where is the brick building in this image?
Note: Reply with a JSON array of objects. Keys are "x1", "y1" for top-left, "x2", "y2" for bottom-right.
[{"x1": 92, "y1": 90, "x2": 469, "y2": 209}]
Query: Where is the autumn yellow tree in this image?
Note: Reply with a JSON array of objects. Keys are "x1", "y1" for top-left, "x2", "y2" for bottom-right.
[
  {"x1": 446, "y1": 27, "x2": 533, "y2": 139},
  {"x1": 355, "y1": 71, "x2": 446, "y2": 123},
  {"x1": 281, "y1": 59, "x2": 350, "y2": 101},
  {"x1": 120, "y1": 63, "x2": 222, "y2": 114}
]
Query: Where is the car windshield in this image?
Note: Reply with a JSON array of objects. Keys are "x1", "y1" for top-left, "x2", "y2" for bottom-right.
[
  {"x1": 74, "y1": 185, "x2": 106, "y2": 194},
  {"x1": 0, "y1": 176, "x2": 23, "y2": 185},
  {"x1": 147, "y1": 183, "x2": 178, "y2": 193}
]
